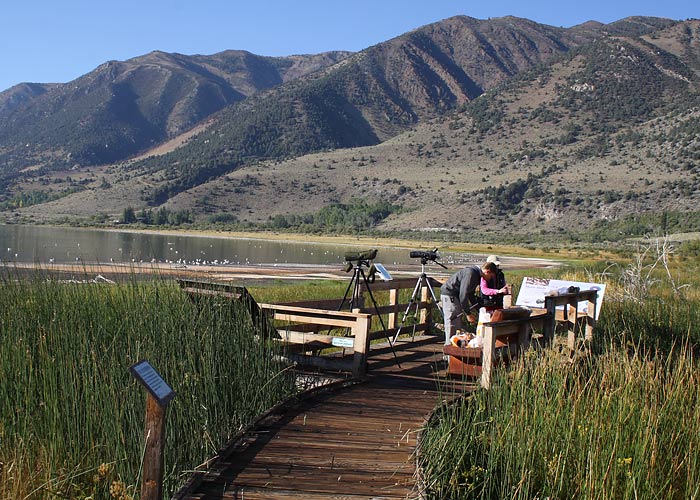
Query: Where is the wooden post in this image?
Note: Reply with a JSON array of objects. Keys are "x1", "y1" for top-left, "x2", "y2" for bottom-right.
[
  {"x1": 481, "y1": 325, "x2": 496, "y2": 390},
  {"x1": 503, "y1": 293, "x2": 512, "y2": 308},
  {"x1": 518, "y1": 318, "x2": 530, "y2": 352},
  {"x1": 567, "y1": 298, "x2": 579, "y2": 351},
  {"x1": 129, "y1": 360, "x2": 175, "y2": 500},
  {"x1": 352, "y1": 314, "x2": 371, "y2": 377},
  {"x1": 142, "y1": 393, "x2": 167, "y2": 500},
  {"x1": 419, "y1": 284, "x2": 430, "y2": 326},
  {"x1": 388, "y1": 288, "x2": 399, "y2": 330},
  {"x1": 543, "y1": 296, "x2": 556, "y2": 345},
  {"x1": 585, "y1": 292, "x2": 597, "y2": 342}
]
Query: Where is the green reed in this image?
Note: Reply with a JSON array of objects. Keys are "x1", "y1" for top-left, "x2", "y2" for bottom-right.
[
  {"x1": 0, "y1": 269, "x2": 296, "y2": 500},
  {"x1": 419, "y1": 261, "x2": 700, "y2": 499},
  {"x1": 421, "y1": 341, "x2": 700, "y2": 499}
]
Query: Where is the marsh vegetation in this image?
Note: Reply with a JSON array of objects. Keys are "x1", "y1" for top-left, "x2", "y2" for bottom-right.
[
  {"x1": 419, "y1": 247, "x2": 700, "y2": 499},
  {"x1": 0, "y1": 271, "x2": 296, "y2": 500}
]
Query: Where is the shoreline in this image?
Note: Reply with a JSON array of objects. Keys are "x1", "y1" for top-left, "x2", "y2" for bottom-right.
[
  {"x1": 15, "y1": 223, "x2": 583, "y2": 259},
  {"x1": 1, "y1": 223, "x2": 566, "y2": 284},
  {"x1": 2, "y1": 253, "x2": 559, "y2": 285}
]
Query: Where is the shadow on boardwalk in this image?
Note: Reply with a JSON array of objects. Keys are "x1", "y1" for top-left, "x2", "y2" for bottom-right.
[{"x1": 175, "y1": 335, "x2": 474, "y2": 499}]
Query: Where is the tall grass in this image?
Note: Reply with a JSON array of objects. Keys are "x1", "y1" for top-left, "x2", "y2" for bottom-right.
[
  {"x1": 419, "y1": 258, "x2": 700, "y2": 499},
  {"x1": 420, "y1": 340, "x2": 700, "y2": 499},
  {"x1": 0, "y1": 269, "x2": 296, "y2": 500}
]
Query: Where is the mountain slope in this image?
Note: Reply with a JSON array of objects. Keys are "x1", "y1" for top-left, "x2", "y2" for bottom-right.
[
  {"x1": 5, "y1": 15, "x2": 699, "y2": 243},
  {"x1": 121, "y1": 15, "x2": 667, "y2": 205},
  {"x1": 0, "y1": 50, "x2": 351, "y2": 174},
  {"x1": 131, "y1": 18, "x2": 700, "y2": 239}
]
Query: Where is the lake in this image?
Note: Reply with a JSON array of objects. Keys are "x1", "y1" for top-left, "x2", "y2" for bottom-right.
[{"x1": 0, "y1": 225, "x2": 469, "y2": 268}]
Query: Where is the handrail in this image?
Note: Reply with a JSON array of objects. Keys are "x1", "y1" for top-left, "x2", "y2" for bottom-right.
[
  {"x1": 447, "y1": 289, "x2": 599, "y2": 389},
  {"x1": 179, "y1": 277, "x2": 443, "y2": 377},
  {"x1": 260, "y1": 303, "x2": 372, "y2": 376}
]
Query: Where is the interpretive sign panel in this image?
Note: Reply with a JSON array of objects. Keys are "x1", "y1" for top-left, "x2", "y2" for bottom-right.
[
  {"x1": 332, "y1": 336, "x2": 355, "y2": 348},
  {"x1": 372, "y1": 263, "x2": 393, "y2": 281},
  {"x1": 515, "y1": 277, "x2": 606, "y2": 320},
  {"x1": 129, "y1": 360, "x2": 175, "y2": 407}
]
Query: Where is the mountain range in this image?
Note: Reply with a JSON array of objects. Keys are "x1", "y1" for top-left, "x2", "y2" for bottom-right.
[{"x1": 1, "y1": 15, "x2": 699, "y2": 243}]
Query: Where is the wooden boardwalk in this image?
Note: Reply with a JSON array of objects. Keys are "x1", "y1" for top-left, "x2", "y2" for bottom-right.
[{"x1": 175, "y1": 335, "x2": 473, "y2": 500}]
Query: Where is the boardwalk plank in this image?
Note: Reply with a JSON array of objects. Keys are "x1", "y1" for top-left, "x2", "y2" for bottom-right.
[{"x1": 176, "y1": 335, "x2": 473, "y2": 500}]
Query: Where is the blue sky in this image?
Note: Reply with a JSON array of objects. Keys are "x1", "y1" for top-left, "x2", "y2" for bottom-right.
[{"x1": 1, "y1": 0, "x2": 698, "y2": 92}]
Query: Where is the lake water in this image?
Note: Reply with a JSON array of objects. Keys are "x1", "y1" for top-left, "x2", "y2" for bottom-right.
[{"x1": 0, "y1": 224, "x2": 470, "y2": 268}]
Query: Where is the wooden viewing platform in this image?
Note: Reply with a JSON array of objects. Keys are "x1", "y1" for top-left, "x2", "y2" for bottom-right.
[
  {"x1": 175, "y1": 279, "x2": 598, "y2": 499},
  {"x1": 174, "y1": 336, "x2": 470, "y2": 500}
]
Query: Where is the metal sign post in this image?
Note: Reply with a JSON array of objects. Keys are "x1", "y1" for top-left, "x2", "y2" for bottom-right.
[{"x1": 129, "y1": 360, "x2": 176, "y2": 500}]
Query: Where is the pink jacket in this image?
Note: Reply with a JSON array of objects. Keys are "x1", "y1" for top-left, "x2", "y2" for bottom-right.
[{"x1": 480, "y1": 277, "x2": 501, "y2": 296}]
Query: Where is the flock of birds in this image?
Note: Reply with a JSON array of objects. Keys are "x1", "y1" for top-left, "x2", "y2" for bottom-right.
[
  {"x1": 4, "y1": 242, "x2": 362, "y2": 268},
  {"x1": 4, "y1": 241, "x2": 467, "y2": 268}
]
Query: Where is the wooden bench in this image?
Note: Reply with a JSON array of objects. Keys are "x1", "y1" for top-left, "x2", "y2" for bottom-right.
[
  {"x1": 443, "y1": 288, "x2": 599, "y2": 389},
  {"x1": 443, "y1": 307, "x2": 536, "y2": 388}
]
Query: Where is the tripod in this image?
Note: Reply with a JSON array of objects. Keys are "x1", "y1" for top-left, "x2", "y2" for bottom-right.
[
  {"x1": 392, "y1": 256, "x2": 446, "y2": 343},
  {"x1": 339, "y1": 258, "x2": 400, "y2": 366}
]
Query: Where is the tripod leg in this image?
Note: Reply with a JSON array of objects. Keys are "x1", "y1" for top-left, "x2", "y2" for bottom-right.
[
  {"x1": 360, "y1": 269, "x2": 401, "y2": 368},
  {"x1": 393, "y1": 276, "x2": 423, "y2": 343},
  {"x1": 410, "y1": 275, "x2": 430, "y2": 342},
  {"x1": 338, "y1": 270, "x2": 356, "y2": 311},
  {"x1": 402, "y1": 278, "x2": 423, "y2": 322},
  {"x1": 427, "y1": 280, "x2": 444, "y2": 321},
  {"x1": 416, "y1": 276, "x2": 444, "y2": 342},
  {"x1": 338, "y1": 268, "x2": 364, "y2": 339}
]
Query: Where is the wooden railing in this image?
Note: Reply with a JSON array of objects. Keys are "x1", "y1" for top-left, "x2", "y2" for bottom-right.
[
  {"x1": 540, "y1": 289, "x2": 598, "y2": 349},
  {"x1": 260, "y1": 277, "x2": 442, "y2": 377},
  {"x1": 258, "y1": 303, "x2": 372, "y2": 376},
  {"x1": 179, "y1": 277, "x2": 442, "y2": 377},
  {"x1": 447, "y1": 289, "x2": 599, "y2": 390},
  {"x1": 178, "y1": 278, "x2": 598, "y2": 383}
]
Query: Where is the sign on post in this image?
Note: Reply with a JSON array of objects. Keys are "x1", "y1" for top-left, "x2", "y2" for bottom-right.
[
  {"x1": 129, "y1": 360, "x2": 175, "y2": 500},
  {"x1": 130, "y1": 360, "x2": 176, "y2": 406}
]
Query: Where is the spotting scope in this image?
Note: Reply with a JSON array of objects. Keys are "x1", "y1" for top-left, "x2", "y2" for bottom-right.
[{"x1": 344, "y1": 248, "x2": 378, "y2": 262}]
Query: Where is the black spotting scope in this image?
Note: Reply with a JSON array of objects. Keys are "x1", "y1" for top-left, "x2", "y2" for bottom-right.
[
  {"x1": 410, "y1": 248, "x2": 447, "y2": 268},
  {"x1": 410, "y1": 249, "x2": 439, "y2": 261},
  {"x1": 344, "y1": 248, "x2": 378, "y2": 262}
]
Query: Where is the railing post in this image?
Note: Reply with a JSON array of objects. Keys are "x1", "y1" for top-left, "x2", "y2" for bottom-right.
[
  {"x1": 419, "y1": 284, "x2": 431, "y2": 326},
  {"x1": 352, "y1": 314, "x2": 371, "y2": 377},
  {"x1": 518, "y1": 319, "x2": 530, "y2": 352},
  {"x1": 481, "y1": 324, "x2": 496, "y2": 390},
  {"x1": 388, "y1": 288, "x2": 399, "y2": 330},
  {"x1": 567, "y1": 298, "x2": 579, "y2": 351},
  {"x1": 543, "y1": 295, "x2": 556, "y2": 345},
  {"x1": 585, "y1": 292, "x2": 597, "y2": 342}
]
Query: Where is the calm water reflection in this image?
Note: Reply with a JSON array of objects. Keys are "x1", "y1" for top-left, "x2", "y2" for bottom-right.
[{"x1": 0, "y1": 225, "x2": 467, "y2": 267}]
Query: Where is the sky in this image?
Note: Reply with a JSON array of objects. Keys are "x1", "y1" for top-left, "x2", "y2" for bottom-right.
[{"x1": 1, "y1": 0, "x2": 698, "y2": 93}]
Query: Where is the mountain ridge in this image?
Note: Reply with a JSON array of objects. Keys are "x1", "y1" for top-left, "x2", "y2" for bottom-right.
[
  {"x1": 0, "y1": 49, "x2": 352, "y2": 170},
  {"x1": 2, "y1": 15, "x2": 699, "y2": 242}
]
